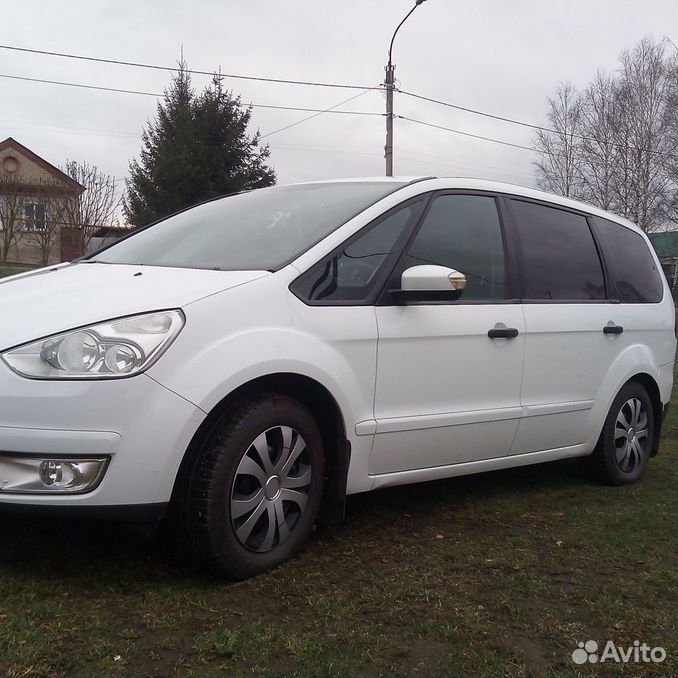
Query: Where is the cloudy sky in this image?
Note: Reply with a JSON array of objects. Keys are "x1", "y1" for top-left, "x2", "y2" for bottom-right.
[{"x1": 1, "y1": 0, "x2": 676, "y2": 218}]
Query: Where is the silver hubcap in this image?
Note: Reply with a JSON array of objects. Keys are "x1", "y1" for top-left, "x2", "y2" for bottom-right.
[
  {"x1": 614, "y1": 398, "x2": 648, "y2": 473},
  {"x1": 230, "y1": 426, "x2": 312, "y2": 552}
]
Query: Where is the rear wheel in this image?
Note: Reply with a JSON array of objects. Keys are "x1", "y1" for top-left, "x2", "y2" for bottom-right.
[
  {"x1": 178, "y1": 394, "x2": 324, "y2": 578},
  {"x1": 588, "y1": 382, "x2": 654, "y2": 485}
]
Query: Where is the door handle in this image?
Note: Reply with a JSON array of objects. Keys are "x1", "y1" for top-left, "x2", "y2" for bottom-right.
[
  {"x1": 488, "y1": 327, "x2": 519, "y2": 339},
  {"x1": 603, "y1": 324, "x2": 624, "y2": 335}
]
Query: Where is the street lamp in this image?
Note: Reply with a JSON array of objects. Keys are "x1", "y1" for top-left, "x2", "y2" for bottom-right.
[{"x1": 384, "y1": 0, "x2": 427, "y2": 176}]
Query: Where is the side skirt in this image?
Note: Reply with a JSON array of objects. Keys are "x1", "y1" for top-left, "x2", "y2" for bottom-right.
[{"x1": 367, "y1": 443, "x2": 592, "y2": 491}]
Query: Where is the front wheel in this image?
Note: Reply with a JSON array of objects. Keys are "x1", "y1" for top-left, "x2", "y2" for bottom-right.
[
  {"x1": 178, "y1": 394, "x2": 325, "y2": 578},
  {"x1": 588, "y1": 382, "x2": 654, "y2": 485}
]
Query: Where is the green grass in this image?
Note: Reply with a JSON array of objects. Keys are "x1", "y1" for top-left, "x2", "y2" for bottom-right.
[{"x1": 0, "y1": 367, "x2": 676, "y2": 677}]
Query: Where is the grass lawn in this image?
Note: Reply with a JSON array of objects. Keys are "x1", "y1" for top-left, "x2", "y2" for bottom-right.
[{"x1": 0, "y1": 366, "x2": 675, "y2": 677}]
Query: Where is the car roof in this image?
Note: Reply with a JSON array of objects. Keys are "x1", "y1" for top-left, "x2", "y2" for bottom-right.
[{"x1": 285, "y1": 176, "x2": 644, "y2": 235}]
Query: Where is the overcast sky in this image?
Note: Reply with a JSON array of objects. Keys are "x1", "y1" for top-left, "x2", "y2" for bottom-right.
[{"x1": 1, "y1": 0, "x2": 676, "y2": 220}]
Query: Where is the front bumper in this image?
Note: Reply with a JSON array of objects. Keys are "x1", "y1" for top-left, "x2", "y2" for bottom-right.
[
  {"x1": 0, "y1": 363, "x2": 205, "y2": 510},
  {"x1": 0, "y1": 500, "x2": 168, "y2": 522}
]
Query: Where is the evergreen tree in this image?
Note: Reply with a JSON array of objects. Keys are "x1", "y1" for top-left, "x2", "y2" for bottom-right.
[{"x1": 124, "y1": 61, "x2": 276, "y2": 227}]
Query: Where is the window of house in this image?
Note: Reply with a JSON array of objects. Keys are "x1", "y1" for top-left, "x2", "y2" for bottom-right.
[
  {"x1": 392, "y1": 194, "x2": 506, "y2": 301},
  {"x1": 292, "y1": 201, "x2": 422, "y2": 302},
  {"x1": 510, "y1": 199, "x2": 605, "y2": 300},
  {"x1": 23, "y1": 203, "x2": 47, "y2": 232},
  {"x1": 592, "y1": 216, "x2": 663, "y2": 303}
]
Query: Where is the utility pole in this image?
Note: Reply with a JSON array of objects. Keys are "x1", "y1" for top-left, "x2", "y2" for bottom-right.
[
  {"x1": 385, "y1": 63, "x2": 395, "y2": 176},
  {"x1": 384, "y1": 0, "x2": 427, "y2": 177}
]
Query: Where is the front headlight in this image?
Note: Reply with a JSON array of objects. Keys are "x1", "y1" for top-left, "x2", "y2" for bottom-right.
[{"x1": 1, "y1": 310, "x2": 184, "y2": 379}]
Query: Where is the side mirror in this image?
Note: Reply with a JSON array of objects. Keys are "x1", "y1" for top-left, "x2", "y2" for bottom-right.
[{"x1": 393, "y1": 265, "x2": 467, "y2": 303}]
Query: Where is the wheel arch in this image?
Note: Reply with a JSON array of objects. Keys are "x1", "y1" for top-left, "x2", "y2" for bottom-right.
[
  {"x1": 169, "y1": 372, "x2": 350, "y2": 526},
  {"x1": 626, "y1": 372, "x2": 663, "y2": 456}
]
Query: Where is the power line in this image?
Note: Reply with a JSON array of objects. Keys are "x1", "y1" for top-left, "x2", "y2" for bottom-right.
[
  {"x1": 399, "y1": 114, "x2": 674, "y2": 162},
  {"x1": 397, "y1": 145, "x2": 536, "y2": 181},
  {"x1": 3, "y1": 66, "x2": 670, "y2": 163},
  {"x1": 1, "y1": 42, "x2": 671, "y2": 159},
  {"x1": 399, "y1": 88, "x2": 672, "y2": 158},
  {"x1": 398, "y1": 115, "x2": 537, "y2": 153},
  {"x1": 0, "y1": 44, "x2": 382, "y2": 91},
  {"x1": 269, "y1": 144, "x2": 383, "y2": 159},
  {"x1": 261, "y1": 89, "x2": 375, "y2": 138},
  {"x1": 0, "y1": 118, "x2": 140, "y2": 139},
  {"x1": 399, "y1": 89, "x2": 554, "y2": 135},
  {"x1": 0, "y1": 73, "x2": 161, "y2": 97},
  {"x1": 0, "y1": 70, "x2": 585, "y2": 156},
  {"x1": 0, "y1": 73, "x2": 384, "y2": 118}
]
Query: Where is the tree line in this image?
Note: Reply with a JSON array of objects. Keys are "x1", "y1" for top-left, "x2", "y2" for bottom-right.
[{"x1": 533, "y1": 37, "x2": 677, "y2": 233}]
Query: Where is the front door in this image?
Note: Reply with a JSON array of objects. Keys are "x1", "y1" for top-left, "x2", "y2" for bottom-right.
[{"x1": 371, "y1": 193, "x2": 525, "y2": 475}]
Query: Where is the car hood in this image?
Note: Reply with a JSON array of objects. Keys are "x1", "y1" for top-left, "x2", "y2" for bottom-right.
[{"x1": 0, "y1": 262, "x2": 269, "y2": 350}]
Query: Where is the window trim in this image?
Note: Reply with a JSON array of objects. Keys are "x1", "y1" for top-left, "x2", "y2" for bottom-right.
[
  {"x1": 377, "y1": 189, "x2": 517, "y2": 307},
  {"x1": 502, "y1": 195, "x2": 610, "y2": 305},
  {"x1": 290, "y1": 186, "x2": 659, "y2": 308},
  {"x1": 290, "y1": 195, "x2": 431, "y2": 307}
]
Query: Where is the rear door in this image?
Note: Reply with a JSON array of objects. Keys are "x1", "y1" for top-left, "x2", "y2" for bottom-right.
[{"x1": 504, "y1": 198, "x2": 624, "y2": 454}]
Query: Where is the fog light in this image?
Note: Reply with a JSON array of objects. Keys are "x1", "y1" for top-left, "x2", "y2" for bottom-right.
[
  {"x1": 0, "y1": 456, "x2": 108, "y2": 494},
  {"x1": 39, "y1": 460, "x2": 63, "y2": 485}
]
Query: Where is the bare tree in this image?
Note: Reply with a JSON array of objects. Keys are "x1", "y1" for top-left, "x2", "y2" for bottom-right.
[
  {"x1": 534, "y1": 82, "x2": 583, "y2": 199},
  {"x1": 660, "y1": 49, "x2": 678, "y2": 225},
  {"x1": 0, "y1": 172, "x2": 26, "y2": 262},
  {"x1": 61, "y1": 161, "x2": 120, "y2": 256},
  {"x1": 534, "y1": 37, "x2": 678, "y2": 233},
  {"x1": 23, "y1": 181, "x2": 71, "y2": 266},
  {"x1": 577, "y1": 72, "x2": 619, "y2": 210},
  {"x1": 612, "y1": 38, "x2": 675, "y2": 232}
]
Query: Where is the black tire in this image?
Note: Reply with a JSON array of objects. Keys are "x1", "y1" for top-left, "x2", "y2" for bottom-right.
[
  {"x1": 177, "y1": 393, "x2": 325, "y2": 579},
  {"x1": 587, "y1": 381, "x2": 654, "y2": 485}
]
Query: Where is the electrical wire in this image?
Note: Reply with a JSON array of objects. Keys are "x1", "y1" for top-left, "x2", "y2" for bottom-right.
[
  {"x1": 0, "y1": 73, "x2": 160, "y2": 97},
  {"x1": 0, "y1": 73, "x2": 384, "y2": 118},
  {"x1": 399, "y1": 114, "x2": 675, "y2": 162},
  {"x1": 3, "y1": 67, "x2": 671, "y2": 162},
  {"x1": 1, "y1": 42, "x2": 671, "y2": 158},
  {"x1": 261, "y1": 89, "x2": 376, "y2": 138},
  {"x1": 398, "y1": 115, "x2": 537, "y2": 152},
  {"x1": 399, "y1": 89, "x2": 555, "y2": 135},
  {"x1": 0, "y1": 44, "x2": 382, "y2": 91},
  {"x1": 399, "y1": 88, "x2": 673, "y2": 158}
]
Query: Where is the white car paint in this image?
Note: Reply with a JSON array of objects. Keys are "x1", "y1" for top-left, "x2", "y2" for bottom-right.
[
  {"x1": 0, "y1": 263, "x2": 269, "y2": 349},
  {"x1": 371, "y1": 303, "x2": 525, "y2": 473},
  {"x1": 0, "y1": 177, "x2": 674, "y2": 512}
]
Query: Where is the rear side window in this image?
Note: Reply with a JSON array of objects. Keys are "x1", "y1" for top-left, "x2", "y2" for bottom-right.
[
  {"x1": 592, "y1": 217, "x2": 663, "y2": 303},
  {"x1": 510, "y1": 200, "x2": 605, "y2": 301}
]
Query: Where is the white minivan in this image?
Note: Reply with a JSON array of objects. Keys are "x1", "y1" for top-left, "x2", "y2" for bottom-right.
[{"x1": 0, "y1": 177, "x2": 675, "y2": 578}]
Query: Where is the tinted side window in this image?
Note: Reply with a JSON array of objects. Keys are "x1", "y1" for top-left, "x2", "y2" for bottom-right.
[
  {"x1": 593, "y1": 217, "x2": 663, "y2": 303},
  {"x1": 292, "y1": 202, "x2": 420, "y2": 302},
  {"x1": 511, "y1": 200, "x2": 605, "y2": 300},
  {"x1": 397, "y1": 195, "x2": 506, "y2": 300}
]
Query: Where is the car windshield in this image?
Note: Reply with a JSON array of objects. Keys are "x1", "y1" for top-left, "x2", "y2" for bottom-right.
[{"x1": 93, "y1": 182, "x2": 406, "y2": 271}]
